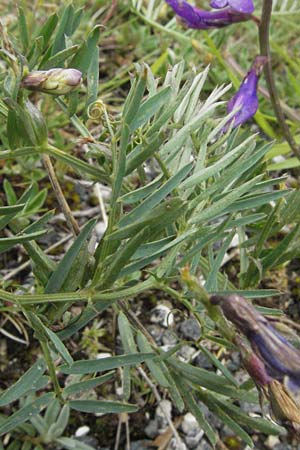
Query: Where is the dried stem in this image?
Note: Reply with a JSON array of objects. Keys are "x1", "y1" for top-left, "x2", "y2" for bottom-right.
[
  {"x1": 102, "y1": 0, "x2": 118, "y2": 25},
  {"x1": 42, "y1": 154, "x2": 80, "y2": 236},
  {"x1": 137, "y1": 366, "x2": 185, "y2": 449},
  {"x1": 259, "y1": 0, "x2": 300, "y2": 161}
]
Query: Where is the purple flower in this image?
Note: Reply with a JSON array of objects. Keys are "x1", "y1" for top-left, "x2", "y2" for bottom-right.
[
  {"x1": 210, "y1": 294, "x2": 300, "y2": 394},
  {"x1": 224, "y1": 56, "x2": 267, "y2": 130},
  {"x1": 210, "y1": 0, "x2": 254, "y2": 14},
  {"x1": 165, "y1": 0, "x2": 252, "y2": 29}
]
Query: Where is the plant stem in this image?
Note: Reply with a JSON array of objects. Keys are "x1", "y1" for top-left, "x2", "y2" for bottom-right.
[
  {"x1": 40, "y1": 340, "x2": 63, "y2": 402},
  {"x1": 42, "y1": 154, "x2": 80, "y2": 236},
  {"x1": 259, "y1": 0, "x2": 300, "y2": 161}
]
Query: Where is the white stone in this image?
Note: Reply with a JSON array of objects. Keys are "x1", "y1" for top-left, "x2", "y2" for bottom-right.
[
  {"x1": 75, "y1": 425, "x2": 90, "y2": 437},
  {"x1": 181, "y1": 413, "x2": 198, "y2": 435},
  {"x1": 96, "y1": 352, "x2": 112, "y2": 359},
  {"x1": 150, "y1": 305, "x2": 174, "y2": 328}
]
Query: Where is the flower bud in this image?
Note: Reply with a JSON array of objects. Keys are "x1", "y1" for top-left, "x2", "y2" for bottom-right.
[
  {"x1": 236, "y1": 337, "x2": 272, "y2": 388},
  {"x1": 222, "y1": 56, "x2": 267, "y2": 131},
  {"x1": 21, "y1": 68, "x2": 82, "y2": 95}
]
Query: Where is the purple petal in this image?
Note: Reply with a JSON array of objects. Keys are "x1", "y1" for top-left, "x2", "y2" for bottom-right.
[
  {"x1": 165, "y1": 0, "x2": 206, "y2": 28},
  {"x1": 210, "y1": 0, "x2": 227, "y2": 8},
  {"x1": 229, "y1": 0, "x2": 254, "y2": 13},
  {"x1": 251, "y1": 324, "x2": 300, "y2": 380},
  {"x1": 165, "y1": 0, "x2": 251, "y2": 29},
  {"x1": 210, "y1": 0, "x2": 255, "y2": 13},
  {"x1": 225, "y1": 56, "x2": 267, "y2": 129}
]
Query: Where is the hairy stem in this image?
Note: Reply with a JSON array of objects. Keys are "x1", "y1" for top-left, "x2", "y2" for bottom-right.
[
  {"x1": 259, "y1": 0, "x2": 300, "y2": 161},
  {"x1": 40, "y1": 340, "x2": 63, "y2": 402},
  {"x1": 42, "y1": 154, "x2": 80, "y2": 236}
]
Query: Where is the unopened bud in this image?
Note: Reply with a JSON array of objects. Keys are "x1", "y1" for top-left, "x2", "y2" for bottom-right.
[
  {"x1": 21, "y1": 68, "x2": 82, "y2": 95},
  {"x1": 237, "y1": 337, "x2": 272, "y2": 387}
]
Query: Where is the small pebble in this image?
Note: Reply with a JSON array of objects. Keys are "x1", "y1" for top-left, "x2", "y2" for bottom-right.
[
  {"x1": 195, "y1": 440, "x2": 212, "y2": 450},
  {"x1": 148, "y1": 324, "x2": 164, "y2": 343},
  {"x1": 145, "y1": 418, "x2": 159, "y2": 439},
  {"x1": 265, "y1": 436, "x2": 280, "y2": 448},
  {"x1": 150, "y1": 304, "x2": 174, "y2": 328},
  {"x1": 178, "y1": 345, "x2": 197, "y2": 362},
  {"x1": 180, "y1": 319, "x2": 201, "y2": 341},
  {"x1": 156, "y1": 399, "x2": 173, "y2": 433},
  {"x1": 96, "y1": 352, "x2": 112, "y2": 359},
  {"x1": 182, "y1": 413, "x2": 200, "y2": 435},
  {"x1": 181, "y1": 413, "x2": 204, "y2": 449},
  {"x1": 193, "y1": 352, "x2": 214, "y2": 370},
  {"x1": 168, "y1": 437, "x2": 188, "y2": 450},
  {"x1": 75, "y1": 425, "x2": 90, "y2": 437},
  {"x1": 131, "y1": 440, "x2": 155, "y2": 450},
  {"x1": 162, "y1": 329, "x2": 178, "y2": 346}
]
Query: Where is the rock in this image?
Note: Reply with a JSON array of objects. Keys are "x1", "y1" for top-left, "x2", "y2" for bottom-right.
[
  {"x1": 162, "y1": 329, "x2": 178, "y2": 346},
  {"x1": 182, "y1": 413, "x2": 200, "y2": 435},
  {"x1": 96, "y1": 352, "x2": 112, "y2": 359},
  {"x1": 150, "y1": 304, "x2": 174, "y2": 328},
  {"x1": 181, "y1": 413, "x2": 204, "y2": 449},
  {"x1": 155, "y1": 399, "x2": 172, "y2": 433},
  {"x1": 180, "y1": 319, "x2": 201, "y2": 341},
  {"x1": 131, "y1": 440, "x2": 155, "y2": 450},
  {"x1": 185, "y1": 431, "x2": 204, "y2": 448},
  {"x1": 95, "y1": 221, "x2": 107, "y2": 238},
  {"x1": 75, "y1": 425, "x2": 90, "y2": 437},
  {"x1": 192, "y1": 352, "x2": 213, "y2": 370},
  {"x1": 264, "y1": 436, "x2": 282, "y2": 449},
  {"x1": 195, "y1": 440, "x2": 213, "y2": 450},
  {"x1": 148, "y1": 324, "x2": 164, "y2": 344},
  {"x1": 145, "y1": 418, "x2": 159, "y2": 438},
  {"x1": 201, "y1": 404, "x2": 223, "y2": 430},
  {"x1": 274, "y1": 444, "x2": 292, "y2": 450},
  {"x1": 76, "y1": 435, "x2": 99, "y2": 447},
  {"x1": 177, "y1": 345, "x2": 197, "y2": 362},
  {"x1": 221, "y1": 424, "x2": 236, "y2": 437},
  {"x1": 240, "y1": 401, "x2": 261, "y2": 415},
  {"x1": 167, "y1": 437, "x2": 188, "y2": 450},
  {"x1": 226, "y1": 351, "x2": 241, "y2": 372}
]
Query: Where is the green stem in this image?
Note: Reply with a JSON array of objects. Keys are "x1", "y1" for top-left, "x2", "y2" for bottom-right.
[
  {"x1": 180, "y1": 268, "x2": 235, "y2": 342},
  {"x1": 0, "y1": 278, "x2": 156, "y2": 305},
  {"x1": 154, "y1": 153, "x2": 171, "y2": 180},
  {"x1": 259, "y1": 0, "x2": 300, "y2": 161},
  {"x1": 40, "y1": 341, "x2": 63, "y2": 402}
]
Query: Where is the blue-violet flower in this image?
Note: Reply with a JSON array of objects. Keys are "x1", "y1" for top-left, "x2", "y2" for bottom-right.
[
  {"x1": 210, "y1": 0, "x2": 254, "y2": 14},
  {"x1": 210, "y1": 294, "x2": 300, "y2": 395},
  {"x1": 165, "y1": 0, "x2": 252, "y2": 29},
  {"x1": 224, "y1": 56, "x2": 267, "y2": 130}
]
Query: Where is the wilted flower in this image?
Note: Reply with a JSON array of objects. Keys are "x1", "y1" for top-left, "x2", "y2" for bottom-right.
[
  {"x1": 21, "y1": 68, "x2": 82, "y2": 95},
  {"x1": 224, "y1": 56, "x2": 267, "y2": 130},
  {"x1": 211, "y1": 294, "x2": 300, "y2": 427},
  {"x1": 269, "y1": 380, "x2": 300, "y2": 427},
  {"x1": 165, "y1": 0, "x2": 252, "y2": 29},
  {"x1": 210, "y1": 294, "x2": 300, "y2": 393},
  {"x1": 210, "y1": 0, "x2": 254, "y2": 14},
  {"x1": 236, "y1": 336, "x2": 272, "y2": 388}
]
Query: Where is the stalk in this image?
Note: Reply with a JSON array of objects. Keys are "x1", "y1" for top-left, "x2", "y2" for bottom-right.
[{"x1": 259, "y1": 0, "x2": 300, "y2": 161}]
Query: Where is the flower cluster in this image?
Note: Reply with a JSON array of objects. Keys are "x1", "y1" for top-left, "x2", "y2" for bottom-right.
[
  {"x1": 165, "y1": 0, "x2": 265, "y2": 130},
  {"x1": 211, "y1": 294, "x2": 300, "y2": 428},
  {"x1": 21, "y1": 68, "x2": 82, "y2": 96}
]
